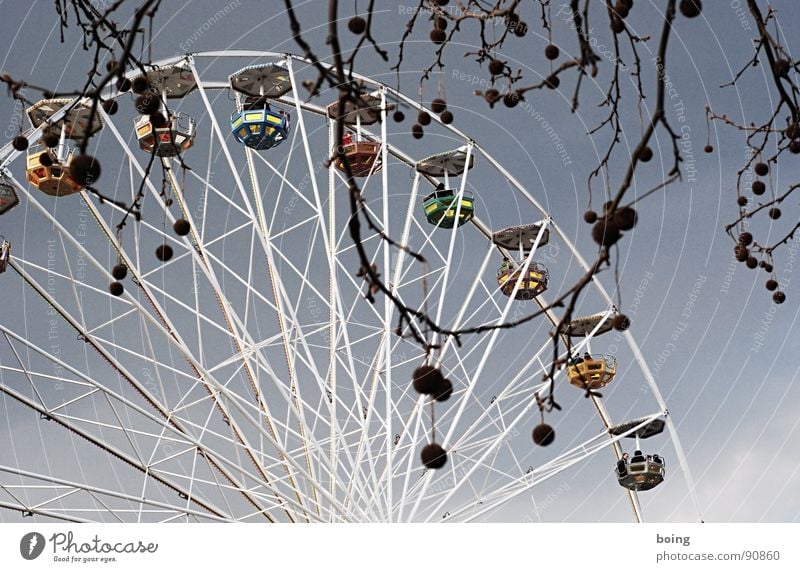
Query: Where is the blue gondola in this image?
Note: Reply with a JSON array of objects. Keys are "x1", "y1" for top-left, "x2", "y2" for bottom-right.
[{"x1": 230, "y1": 97, "x2": 291, "y2": 150}]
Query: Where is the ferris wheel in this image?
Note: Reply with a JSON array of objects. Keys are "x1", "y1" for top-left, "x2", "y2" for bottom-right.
[{"x1": 0, "y1": 51, "x2": 701, "y2": 523}]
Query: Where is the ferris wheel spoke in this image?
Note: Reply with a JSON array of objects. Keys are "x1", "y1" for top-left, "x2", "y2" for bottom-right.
[
  {"x1": 158, "y1": 154, "x2": 349, "y2": 521},
  {"x1": 0, "y1": 466, "x2": 229, "y2": 523},
  {"x1": 406, "y1": 264, "x2": 557, "y2": 522},
  {"x1": 0, "y1": 322, "x2": 324, "y2": 524},
  {"x1": 247, "y1": 148, "x2": 322, "y2": 217},
  {"x1": 457, "y1": 418, "x2": 658, "y2": 522},
  {"x1": 0, "y1": 333, "x2": 237, "y2": 520},
  {"x1": 187, "y1": 72, "x2": 359, "y2": 519},
  {"x1": 443, "y1": 340, "x2": 555, "y2": 451},
  {"x1": 426, "y1": 144, "x2": 474, "y2": 344},
  {"x1": 6, "y1": 224, "x2": 315, "y2": 523},
  {"x1": 327, "y1": 296, "x2": 392, "y2": 518},
  {"x1": 170, "y1": 156, "x2": 376, "y2": 524},
  {"x1": 0, "y1": 501, "x2": 91, "y2": 523},
  {"x1": 1, "y1": 51, "x2": 696, "y2": 523},
  {"x1": 181, "y1": 166, "x2": 253, "y2": 220}
]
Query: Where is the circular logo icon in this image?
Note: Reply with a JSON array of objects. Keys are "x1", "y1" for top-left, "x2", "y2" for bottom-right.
[{"x1": 20, "y1": 532, "x2": 45, "y2": 560}]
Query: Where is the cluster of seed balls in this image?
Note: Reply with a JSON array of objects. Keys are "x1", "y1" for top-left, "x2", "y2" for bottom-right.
[
  {"x1": 105, "y1": 71, "x2": 197, "y2": 296},
  {"x1": 734, "y1": 228, "x2": 785, "y2": 305},
  {"x1": 609, "y1": 0, "x2": 702, "y2": 32},
  {"x1": 411, "y1": 359, "x2": 567, "y2": 470},
  {"x1": 12, "y1": 63, "x2": 195, "y2": 298},
  {"x1": 583, "y1": 202, "x2": 638, "y2": 249},
  {"x1": 721, "y1": 153, "x2": 787, "y2": 304},
  {"x1": 12, "y1": 132, "x2": 101, "y2": 186},
  {"x1": 411, "y1": 365, "x2": 453, "y2": 469},
  {"x1": 608, "y1": 0, "x2": 702, "y2": 33}
]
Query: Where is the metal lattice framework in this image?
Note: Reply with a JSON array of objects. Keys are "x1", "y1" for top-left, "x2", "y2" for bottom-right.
[{"x1": 0, "y1": 52, "x2": 702, "y2": 523}]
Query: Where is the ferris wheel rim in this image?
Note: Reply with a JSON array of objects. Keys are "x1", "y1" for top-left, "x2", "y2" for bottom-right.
[{"x1": 0, "y1": 49, "x2": 701, "y2": 523}]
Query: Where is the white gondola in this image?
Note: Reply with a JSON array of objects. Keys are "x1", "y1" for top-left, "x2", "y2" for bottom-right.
[{"x1": 610, "y1": 417, "x2": 667, "y2": 491}]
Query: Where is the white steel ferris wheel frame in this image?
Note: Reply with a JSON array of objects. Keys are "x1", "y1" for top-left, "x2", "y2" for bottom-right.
[{"x1": 0, "y1": 50, "x2": 701, "y2": 523}]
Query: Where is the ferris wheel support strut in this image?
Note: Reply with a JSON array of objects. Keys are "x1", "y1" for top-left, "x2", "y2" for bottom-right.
[
  {"x1": 2, "y1": 260, "x2": 295, "y2": 522},
  {"x1": 407, "y1": 232, "x2": 545, "y2": 521},
  {"x1": 189, "y1": 60, "x2": 375, "y2": 521}
]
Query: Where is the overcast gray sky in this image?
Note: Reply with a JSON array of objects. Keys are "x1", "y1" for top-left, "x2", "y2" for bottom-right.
[{"x1": 0, "y1": 0, "x2": 798, "y2": 523}]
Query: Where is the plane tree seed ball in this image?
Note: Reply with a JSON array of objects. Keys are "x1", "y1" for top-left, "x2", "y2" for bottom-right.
[
  {"x1": 173, "y1": 219, "x2": 191, "y2": 236},
  {"x1": 592, "y1": 219, "x2": 622, "y2": 247},
  {"x1": 430, "y1": 28, "x2": 446, "y2": 44},
  {"x1": 613, "y1": 207, "x2": 637, "y2": 231},
  {"x1": 434, "y1": 378, "x2": 453, "y2": 402},
  {"x1": 112, "y1": 264, "x2": 128, "y2": 280},
  {"x1": 117, "y1": 77, "x2": 132, "y2": 92},
  {"x1": 484, "y1": 88, "x2": 500, "y2": 105},
  {"x1": 421, "y1": 443, "x2": 448, "y2": 469},
  {"x1": 679, "y1": 0, "x2": 702, "y2": 18},
  {"x1": 503, "y1": 92, "x2": 519, "y2": 108},
  {"x1": 70, "y1": 155, "x2": 101, "y2": 186},
  {"x1": 544, "y1": 44, "x2": 560, "y2": 60},
  {"x1": 348, "y1": 16, "x2": 366, "y2": 35},
  {"x1": 773, "y1": 59, "x2": 791, "y2": 76},
  {"x1": 155, "y1": 244, "x2": 173, "y2": 262},
  {"x1": 131, "y1": 76, "x2": 149, "y2": 94},
  {"x1": 489, "y1": 59, "x2": 505, "y2": 75},
  {"x1": 42, "y1": 132, "x2": 60, "y2": 148},
  {"x1": 39, "y1": 152, "x2": 53, "y2": 167},
  {"x1": 532, "y1": 423, "x2": 555, "y2": 446},
  {"x1": 103, "y1": 99, "x2": 118, "y2": 115},
  {"x1": 612, "y1": 314, "x2": 630, "y2": 331},
  {"x1": 12, "y1": 136, "x2": 28, "y2": 151},
  {"x1": 412, "y1": 365, "x2": 444, "y2": 395}
]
